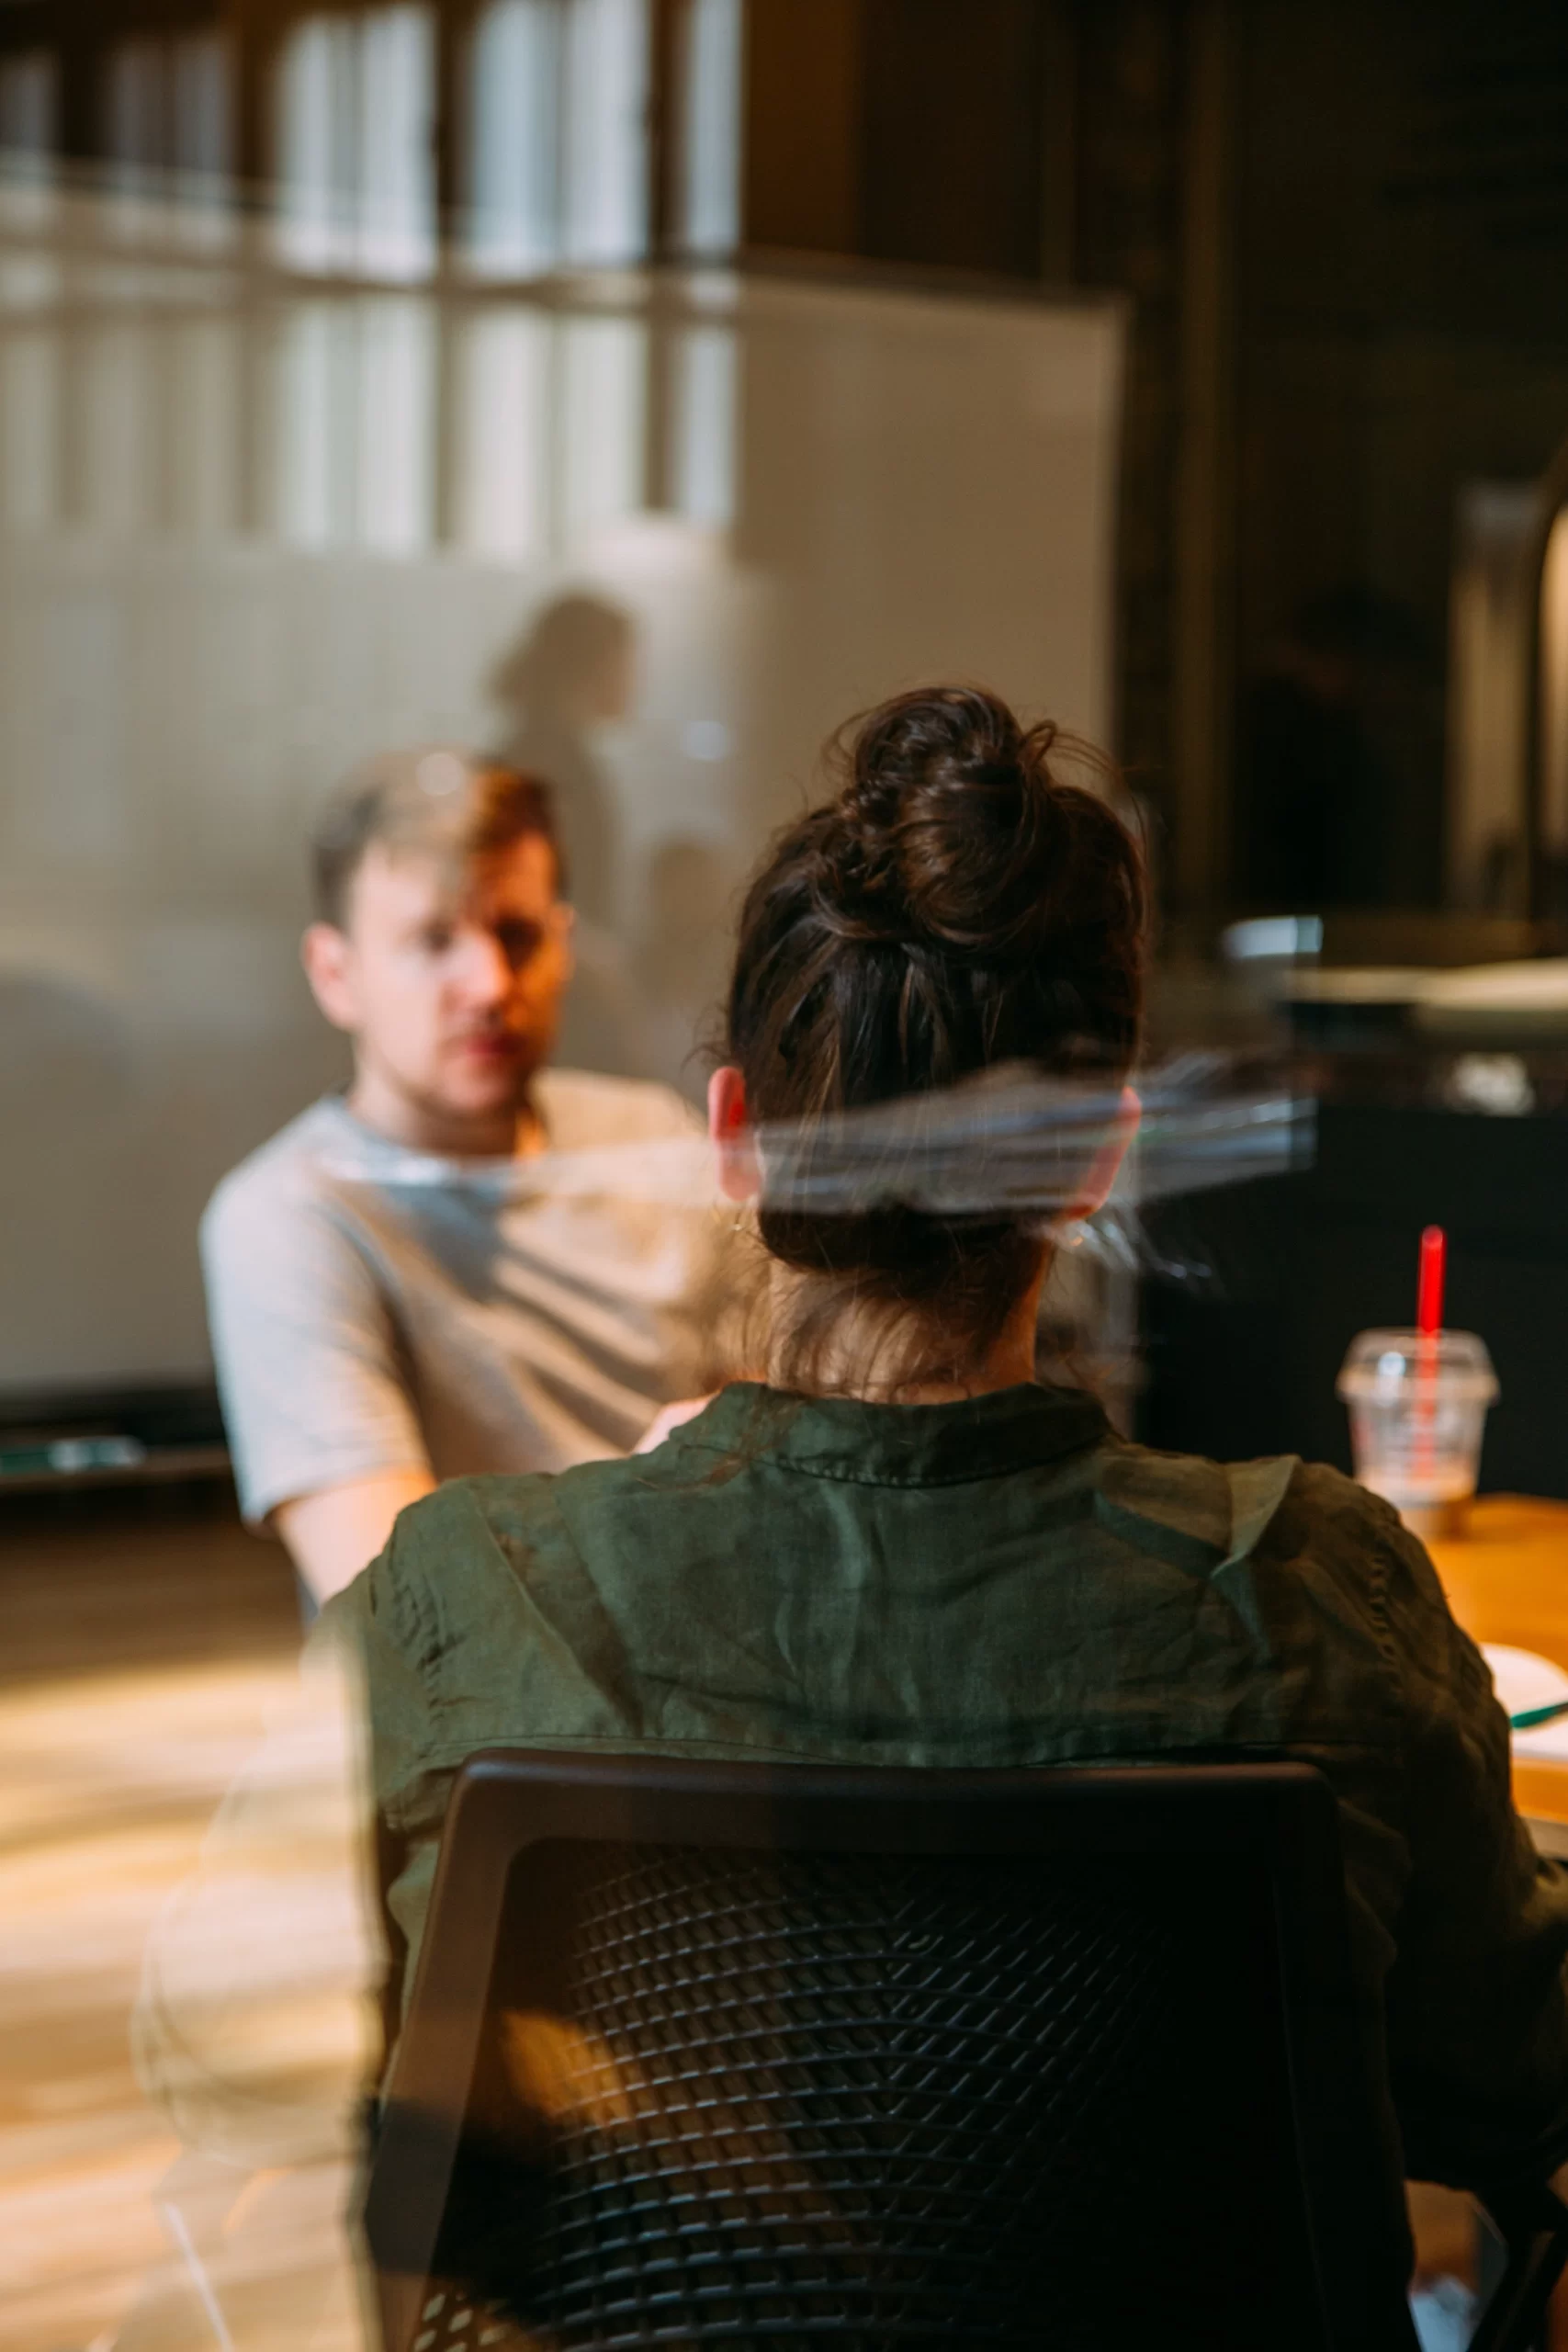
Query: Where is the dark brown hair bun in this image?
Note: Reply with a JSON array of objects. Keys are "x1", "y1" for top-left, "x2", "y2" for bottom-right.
[
  {"x1": 724, "y1": 684, "x2": 1146, "y2": 1392},
  {"x1": 827, "y1": 685, "x2": 1075, "y2": 960}
]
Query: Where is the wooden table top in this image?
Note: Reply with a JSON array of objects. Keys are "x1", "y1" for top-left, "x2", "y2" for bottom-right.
[{"x1": 1427, "y1": 1497, "x2": 1568, "y2": 1825}]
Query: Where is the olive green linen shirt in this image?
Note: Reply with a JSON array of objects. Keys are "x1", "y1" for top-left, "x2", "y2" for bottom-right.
[{"x1": 323, "y1": 1378, "x2": 1568, "y2": 2196}]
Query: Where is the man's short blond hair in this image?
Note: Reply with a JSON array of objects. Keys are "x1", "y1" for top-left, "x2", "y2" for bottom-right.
[{"x1": 310, "y1": 749, "x2": 562, "y2": 928}]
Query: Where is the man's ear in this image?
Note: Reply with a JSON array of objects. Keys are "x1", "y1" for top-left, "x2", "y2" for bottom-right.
[
  {"x1": 301, "y1": 923, "x2": 360, "y2": 1034},
  {"x1": 708, "y1": 1065, "x2": 761, "y2": 1205},
  {"x1": 1066, "y1": 1084, "x2": 1141, "y2": 1222}
]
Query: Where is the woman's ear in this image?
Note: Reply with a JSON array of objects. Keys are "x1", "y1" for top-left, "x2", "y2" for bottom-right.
[
  {"x1": 708, "y1": 1066, "x2": 761, "y2": 1204},
  {"x1": 1067, "y1": 1084, "x2": 1141, "y2": 1221}
]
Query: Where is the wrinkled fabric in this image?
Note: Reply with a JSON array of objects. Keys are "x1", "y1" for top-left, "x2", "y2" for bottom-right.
[{"x1": 322, "y1": 1379, "x2": 1568, "y2": 2197}]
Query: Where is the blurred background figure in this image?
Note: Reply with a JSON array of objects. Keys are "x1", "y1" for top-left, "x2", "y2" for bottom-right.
[{"x1": 487, "y1": 593, "x2": 637, "y2": 933}]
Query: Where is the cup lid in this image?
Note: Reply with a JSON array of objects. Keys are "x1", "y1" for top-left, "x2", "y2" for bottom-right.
[{"x1": 1336, "y1": 1327, "x2": 1498, "y2": 1403}]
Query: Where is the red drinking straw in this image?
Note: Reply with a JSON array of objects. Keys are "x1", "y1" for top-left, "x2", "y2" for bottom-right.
[
  {"x1": 1414, "y1": 1226, "x2": 1445, "y2": 1481},
  {"x1": 1417, "y1": 1225, "x2": 1447, "y2": 1338}
]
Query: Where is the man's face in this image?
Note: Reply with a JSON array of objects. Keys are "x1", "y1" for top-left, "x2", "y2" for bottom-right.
[{"x1": 304, "y1": 832, "x2": 571, "y2": 1137}]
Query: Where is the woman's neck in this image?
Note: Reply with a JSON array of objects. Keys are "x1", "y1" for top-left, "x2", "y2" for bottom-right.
[{"x1": 763, "y1": 1258, "x2": 1048, "y2": 1404}]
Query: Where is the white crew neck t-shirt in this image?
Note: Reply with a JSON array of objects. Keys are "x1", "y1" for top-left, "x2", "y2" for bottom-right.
[{"x1": 201, "y1": 1070, "x2": 742, "y2": 1525}]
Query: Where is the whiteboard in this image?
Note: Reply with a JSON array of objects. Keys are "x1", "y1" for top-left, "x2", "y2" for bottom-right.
[{"x1": 0, "y1": 201, "x2": 1124, "y2": 1397}]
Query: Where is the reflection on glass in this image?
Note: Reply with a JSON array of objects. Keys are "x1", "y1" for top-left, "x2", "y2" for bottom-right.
[
  {"x1": 274, "y1": 299, "x2": 436, "y2": 549},
  {"x1": 173, "y1": 29, "x2": 232, "y2": 186},
  {"x1": 357, "y1": 298, "x2": 435, "y2": 552},
  {"x1": 455, "y1": 309, "x2": 553, "y2": 556},
  {"x1": 489, "y1": 593, "x2": 637, "y2": 926},
  {"x1": 106, "y1": 40, "x2": 170, "y2": 182},
  {"x1": 0, "y1": 327, "x2": 56, "y2": 530},
  {"x1": 560, "y1": 314, "x2": 647, "y2": 538},
  {"x1": 276, "y1": 9, "x2": 435, "y2": 280},
  {"x1": 83, "y1": 322, "x2": 153, "y2": 536},
  {"x1": 276, "y1": 18, "x2": 358, "y2": 273},
  {"x1": 360, "y1": 6, "x2": 436, "y2": 279},
  {"x1": 465, "y1": 0, "x2": 649, "y2": 275},
  {"x1": 674, "y1": 0, "x2": 742, "y2": 257},
  {"x1": 561, "y1": 0, "x2": 649, "y2": 265},
  {"x1": 0, "y1": 181, "x2": 1122, "y2": 1397},
  {"x1": 0, "y1": 48, "x2": 55, "y2": 176},
  {"x1": 467, "y1": 0, "x2": 562, "y2": 277},
  {"x1": 167, "y1": 317, "x2": 242, "y2": 539},
  {"x1": 276, "y1": 301, "x2": 356, "y2": 546},
  {"x1": 670, "y1": 323, "x2": 735, "y2": 526},
  {"x1": 103, "y1": 31, "x2": 232, "y2": 244}
]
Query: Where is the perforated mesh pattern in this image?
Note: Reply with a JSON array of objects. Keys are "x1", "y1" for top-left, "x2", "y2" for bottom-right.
[{"x1": 421, "y1": 1839, "x2": 1296, "y2": 2349}]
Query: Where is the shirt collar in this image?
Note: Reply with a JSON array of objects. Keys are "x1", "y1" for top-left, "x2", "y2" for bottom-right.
[{"x1": 671, "y1": 1379, "x2": 1109, "y2": 1488}]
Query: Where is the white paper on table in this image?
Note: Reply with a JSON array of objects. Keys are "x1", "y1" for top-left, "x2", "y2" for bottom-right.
[{"x1": 1483, "y1": 1645, "x2": 1568, "y2": 1760}]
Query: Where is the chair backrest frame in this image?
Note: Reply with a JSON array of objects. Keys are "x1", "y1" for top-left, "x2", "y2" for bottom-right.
[{"x1": 365, "y1": 1751, "x2": 1415, "y2": 2352}]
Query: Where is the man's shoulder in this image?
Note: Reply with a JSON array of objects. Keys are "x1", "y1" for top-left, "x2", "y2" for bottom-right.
[
  {"x1": 201, "y1": 1098, "x2": 352, "y2": 1250},
  {"x1": 538, "y1": 1066, "x2": 703, "y2": 1149}
]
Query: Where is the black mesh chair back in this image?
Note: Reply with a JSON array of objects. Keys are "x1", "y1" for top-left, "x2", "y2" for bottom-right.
[{"x1": 365, "y1": 1754, "x2": 1418, "y2": 2352}]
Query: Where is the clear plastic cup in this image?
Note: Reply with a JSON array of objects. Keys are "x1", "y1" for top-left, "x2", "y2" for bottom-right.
[{"x1": 1337, "y1": 1329, "x2": 1498, "y2": 1538}]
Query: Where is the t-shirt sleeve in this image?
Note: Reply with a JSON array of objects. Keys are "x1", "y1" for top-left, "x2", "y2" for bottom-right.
[
  {"x1": 201, "y1": 1168, "x2": 430, "y2": 1525},
  {"x1": 1376, "y1": 1507, "x2": 1568, "y2": 2189}
]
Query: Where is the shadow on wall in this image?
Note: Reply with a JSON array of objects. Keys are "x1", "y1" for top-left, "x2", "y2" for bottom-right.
[{"x1": 487, "y1": 593, "x2": 637, "y2": 932}]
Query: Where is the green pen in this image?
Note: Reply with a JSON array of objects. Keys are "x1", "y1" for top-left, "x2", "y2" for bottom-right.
[{"x1": 1511, "y1": 1700, "x2": 1568, "y2": 1732}]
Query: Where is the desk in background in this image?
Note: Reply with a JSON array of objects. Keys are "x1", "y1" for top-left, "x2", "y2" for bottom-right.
[{"x1": 1428, "y1": 1497, "x2": 1568, "y2": 1827}]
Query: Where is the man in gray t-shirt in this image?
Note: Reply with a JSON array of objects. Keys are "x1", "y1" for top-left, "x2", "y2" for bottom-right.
[{"x1": 201, "y1": 748, "x2": 743, "y2": 1604}]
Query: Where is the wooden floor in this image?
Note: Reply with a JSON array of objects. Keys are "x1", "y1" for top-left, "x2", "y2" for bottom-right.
[{"x1": 0, "y1": 1487, "x2": 354, "y2": 2352}]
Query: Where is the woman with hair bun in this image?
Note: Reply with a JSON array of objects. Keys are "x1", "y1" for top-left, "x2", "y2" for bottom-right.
[{"x1": 339, "y1": 686, "x2": 1568, "y2": 2222}]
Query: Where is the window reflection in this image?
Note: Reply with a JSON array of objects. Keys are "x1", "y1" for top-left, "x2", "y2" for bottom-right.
[
  {"x1": 467, "y1": 0, "x2": 562, "y2": 277},
  {"x1": 173, "y1": 31, "x2": 231, "y2": 187},
  {"x1": 560, "y1": 0, "x2": 649, "y2": 265},
  {"x1": 463, "y1": 0, "x2": 649, "y2": 276},
  {"x1": 360, "y1": 8, "x2": 437, "y2": 279},
  {"x1": 357, "y1": 299, "x2": 436, "y2": 552},
  {"x1": 275, "y1": 301, "x2": 358, "y2": 545},
  {"x1": 0, "y1": 287, "x2": 731, "y2": 570},
  {"x1": 274, "y1": 298, "x2": 437, "y2": 551},
  {"x1": 103, "y1": 31, "x2": 231, "y2": 243},
  {"x1": 673, "y1": 0, "x2": 741, "y2": 258},
  {"x1": 167, "y1": 318, "x2": 242, "y2": 539},
  {"x1": 104, "y1": 39, "x2": 166, "y2": 191},
  {"x1": 560, "y1": 315, "x2": 647, "y2": 539},
  {"x1": 82, "y1": 322, "x2": 153, "y2": 536},
  {"x1": 275, "y1": 9, "x2": 435, "y2": 281},
  {"x1": 455, "y1": 309, "x2": 554, "y2": 556},
  {"x1": 670, "y1": 323, "x2": 735, "y2": 526}
]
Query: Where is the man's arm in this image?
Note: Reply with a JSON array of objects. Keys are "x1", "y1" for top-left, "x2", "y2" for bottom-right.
[
  {"x1": 201, "y1": 1171, "x2": 434, "y2": 1547},
  {"x1": 275, "y1": 1468, "x2": 436, "y2": 1605}
]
